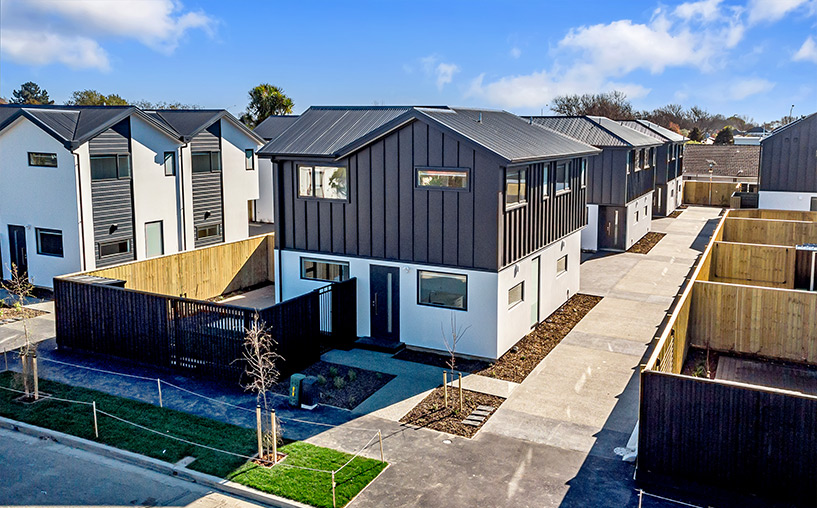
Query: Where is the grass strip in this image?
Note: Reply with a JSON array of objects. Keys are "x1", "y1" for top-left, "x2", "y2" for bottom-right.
[{"x1": 0, "y1": 371, "x2": 386, "y2": 507}]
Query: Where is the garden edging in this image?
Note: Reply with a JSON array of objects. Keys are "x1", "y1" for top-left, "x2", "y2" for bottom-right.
[{"x1": 0, "y1": 415, "x2": 311, "y2": 508}]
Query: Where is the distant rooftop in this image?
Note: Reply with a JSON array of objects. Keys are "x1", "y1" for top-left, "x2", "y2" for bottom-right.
[
  {"x1": 253, "y1": 115, "x2": 300, "y2": 141},
  {"x1": 526, "y1": 115, "x2": 662, "y2": 148},
  {"x1": 683, "y1": 144, "x2": 759, "y2": 178}
]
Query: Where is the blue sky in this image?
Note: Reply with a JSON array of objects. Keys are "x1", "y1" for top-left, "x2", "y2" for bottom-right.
[{"x1": 1, "y1": 0, "x2": 816, "y2": 123}]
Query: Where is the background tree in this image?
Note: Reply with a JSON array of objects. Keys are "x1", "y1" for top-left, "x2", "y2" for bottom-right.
[
  {"x1": 131, "y1": 100, "x2": 199, "y2": 110},
  {"x1": 66, "y1": 89, "x2": 128, "y2": 106},
  {"x1": 11, "y1": 82, "x2": 53, "y2": 105},
  {"x1": 241, "y1": 84, "x2": 294, "y2": 128},
  {"x1": 551, "y1": 91, "x2": 634, "y2": 119},
  {"x1": 667, "y1": 121, "x2": 682, "y2": 134},
  {"x1": 688, "y1": 126, "x2": 704, "y2": 142},
  {"x1": 714, "y1": 126, "x2": 735, "y2": 145}
]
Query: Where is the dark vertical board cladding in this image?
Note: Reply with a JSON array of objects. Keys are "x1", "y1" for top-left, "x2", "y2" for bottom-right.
[
  {"x1": 370, "y1": 140, "x2": 386, "y2": 259},
  {"x1": 306, "y1": 200, "x2": 319, "y2": 251},
  {"x1": 413, "y1": 122, "x2": 429, "y2": 263},
  {"x1": 398, "y1": 127, "x2": 414, "y2": 260},
  {"x1": 384, "y1": 134, "x2": 400, "y2": 260},
  {"x1": 458, "y1": 144, "x2": 475, "y2": 267},
  {"x1": 426, "y1": 126, "x2": 445, "y2": 264},
  {"x1": 345, "y1": 154, "x2": 358, "y2": 255},
  {"x1": 357, "y1": 147, "x2": 372, "y2": 257},
  {"x1": 760, "y1": 114, "x2": 817, "y2": 192}
]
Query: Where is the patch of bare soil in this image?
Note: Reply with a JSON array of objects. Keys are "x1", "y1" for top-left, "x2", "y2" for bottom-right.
[
  {"x1": 627, "y1": 232, "x2": 667, "y2": 254},
  {"x1": 0, "y1": 305, "x2": 46, "y2": 325},
  {"x1": 392, "y1": 349, "x2": 490, "y2": 373},
  {"x1": 475, "y1": 294, "x2": 602, "y2": 383},
  {"x1": 667, "y1": 210, "x2": 683, "y2": 218},
  {"x1": 677, "y1": 204, "x2": 688, "y2": 209},
  {"x1": 681, "y1": 347, "x2": 720, "y2": 379},
  {"x1": 271, "y1": 362, "x2": 394, "y2": 410},
  {"x1": 399, "y1": 386, "x2": 504, "y2": 438}
]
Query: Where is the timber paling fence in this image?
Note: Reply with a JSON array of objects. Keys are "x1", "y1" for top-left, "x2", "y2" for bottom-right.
[{"x1": 53, "y1": 277, "x2": 358, "y2": 382}]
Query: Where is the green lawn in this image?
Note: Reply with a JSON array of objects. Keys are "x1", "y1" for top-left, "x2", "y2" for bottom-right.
[{"x1": 0, "y1": 371, "x2": 387, "y2": 507}]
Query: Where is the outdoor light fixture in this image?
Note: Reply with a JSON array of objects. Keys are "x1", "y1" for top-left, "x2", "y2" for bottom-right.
[
  {"x1": 109, "y1": 224, "x2": 118, "y2": 234},
  {"x1": 204, "y1": 210, "x2": 211, "y2": 219}
]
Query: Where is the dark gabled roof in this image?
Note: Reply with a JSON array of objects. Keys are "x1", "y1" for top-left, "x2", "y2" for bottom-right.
[
  {"x1": 0, "y1": 104, "x2": 179, "y2": 149},
  {"x1": 620, "y1": 119, "x2": 686, "y2": 143},
  {"x1": 527, "y1": 116, "x2": 661, "y2": 148},
  {"x1": 145, "y1": 109, "x2": 264, "y2": 144},
  {"x1": 683, "y1": 144, "x2": 760, "y2": 178},
  {"x1": 253, "y1": 115, "x2": 300, "y2": 141},
  {"x1": 260, "y1": 106, "x2": 600, "y2": 164},
  {"x1": 762, "y1": 112, "x2": 817, "y2": 142}
]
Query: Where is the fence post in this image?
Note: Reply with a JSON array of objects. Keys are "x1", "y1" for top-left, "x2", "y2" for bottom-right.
[
  {"x1": 271, "y1": 409, "x2": 277, "y2": 464},
  {"x1": 256, "y1": 405, "x2": 264, "y2": 460},
  {"x1": 32, "y1": 353, "x2": 39, "y2": 401},
  {"x1": 331, "y1": 471, "x2": 336, "y2": 508},
  {"x1": 443, "y1": 371, "x2": 448, "y2": 408},
  {"x1": 92, "y1": 401, "x2": 99, "y2": 438},
  {"x1": 157, "y1": 379, "x2": 163, "y2": 408},
  {"x1": 378, "y1": 430, "x2": 384, "y2": 462}
]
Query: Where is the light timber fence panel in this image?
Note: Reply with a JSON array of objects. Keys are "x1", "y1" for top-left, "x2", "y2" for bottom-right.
[
  {"x1": 709, "y1": 241, "x2": 796, "y2": 288},
  {"x1": 80, "y1": 234, "x2": 275, "y2": 300},
  {"x1": 683, "y1": 181, "x2": 739, "y2": 206},
  {"x1": 722, "y1": 218, "x2": 817, "y2": 247},
  {"x1": 688, "y1": 281, "x2": 817, "y2": 364},
  {"x1": 728, "y1": 209, "x2": 817, "y2": 222}
]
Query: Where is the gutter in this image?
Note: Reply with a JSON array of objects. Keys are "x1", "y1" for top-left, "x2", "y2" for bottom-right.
[{"x1": 72, "y1": 151, "x2": 88, "y2": 271}]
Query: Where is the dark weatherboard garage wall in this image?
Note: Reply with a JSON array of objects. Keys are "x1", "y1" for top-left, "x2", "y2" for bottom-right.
[{"x1": 760, "y1": 113, "x2": 817, "y2": 192}]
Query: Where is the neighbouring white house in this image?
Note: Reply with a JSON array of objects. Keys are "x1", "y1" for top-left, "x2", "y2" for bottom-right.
[
  {"x1": 0, "y1": 105, "x2": 263, "y2": 288},
  {"x1": 251, "y1": 115, "x2": 299, "y2": 223},
  {"x1": 258, "y1": 106, "x2": 600, "y2": 360}
]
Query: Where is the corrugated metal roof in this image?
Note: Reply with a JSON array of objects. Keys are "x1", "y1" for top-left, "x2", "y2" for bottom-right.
[
  {"x1": 762, "y1": 111, "x2": 817, "y2": 141},
  {"x1": 620, "y1": 119, "x2": 686, "y2": 142},
  {"x1": 260, "y1": 106, "x2": 600, "y2": 163},
  {"x1": 260, "y1": 106, "x2": 414, "y2": 156},
  {"x1": 417, "y1": 107, "x2": 600, "y2": 162},
  {"x1": 253, "y1": 115, "x2": 300, "y2": 141},
  {"x1": 528, "y1": 116, "x2": 661, "y2": 148}
]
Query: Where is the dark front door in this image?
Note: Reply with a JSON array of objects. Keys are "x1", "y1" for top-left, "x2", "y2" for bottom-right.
[
  {"x1": 8, "y1": 225, "x2": 28, "y2": 278},
  {"x1": 370, "y1": 265, "x2": 399, "y2": 342},
  {"x1": 598, "y1": 206, "x2": 624, "y2": 251}
]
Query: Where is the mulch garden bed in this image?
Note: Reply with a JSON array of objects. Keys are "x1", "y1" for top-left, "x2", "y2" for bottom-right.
[
  {"x1": 0, "y1": 304, "x2": 46, "y2": 325},
  {"x1": 392, "y1": 349, "x2": 490, "y2": 373},
  {"x1": 681, "y1": 347, "x2": 720, "y2": 379},
  {"x1": 627, "y1": 232, "x2": 667, "y2": 254},
  {"x1": 667, "y1": 210, "x2": 683, "y2": 218},
  {"x1": 399, "y1": 386, "x2": 505, "y2": 438},
  {"x1": 271, "y1": 361, "x2": 394, "y2": 410},
  {"x1": 475, "y1": 294, "x2": 602, "y2": 383}
]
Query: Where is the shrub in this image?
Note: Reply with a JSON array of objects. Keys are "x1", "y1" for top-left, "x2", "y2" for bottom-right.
[
  {"x1": 328, "y1": 366, "x2": 339, "y2": 377},
  {"x1": 316, "y1": 375, "x2": 327, "y2": 386},
  {"x1": 333, "y1": 376, "x2": 346, "y2": 390},
  {"x1": 347, "y1": 369, "x2": 357, "y2": 382}
]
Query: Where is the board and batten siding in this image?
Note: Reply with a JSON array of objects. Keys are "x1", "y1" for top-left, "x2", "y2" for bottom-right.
[
  {"x1": 190, "y1": 123, "x2": 225, "y2": 248},
  {"x1": 276, "y1": 120, "x2": 503, "y2": 271},
  {"x1": 91, "y1": 178, "x2": 136, "y2": 267},
  {"x1": 586, "y1": 147, "x2": 656, "y2": 206},
  {"x1": 501, "y1": 160, "x2": 587, "y2": 268},
  {"x1": 760, "y1": 114, "x2": 817, "y2": 192}
]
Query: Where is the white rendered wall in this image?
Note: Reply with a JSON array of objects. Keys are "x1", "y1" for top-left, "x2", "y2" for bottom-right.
[
  {"x1": 180, "y1": 143, "x2": 195, "y2": 250},
  {"x1": 625, "y1": 192, "x2": 653, "y2": 250},
  {"x1": 278, "y1": 250, "x2": 501, "y2": 359},
  {"x1": 581, "y1": 204, "x2": 599, "y2": 251},
  {"x1": 0, "y1": 117, "x2": 82, "y2": 287},
  {"x1": 758, "y1": 191, "x2": 817, "y2": 211},
  {"x1": 220, "y1": 119, "x2": 260, "y2": 242},
  {"x1": 665, "y1": 177, "x2": 680, "y2": 214},
  {"x1": 496, "y1": 230, "x2": 581, "y2": 357},
  {"x1": 130, "y1": 115, "x2": 183, "y2": 259},
  {"x1": 256, "y1": 158, "x2": 275, "y2": 223}
]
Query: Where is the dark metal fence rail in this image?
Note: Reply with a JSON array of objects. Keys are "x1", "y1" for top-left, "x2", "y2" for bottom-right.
[
  {"x1": 54, "y1": 277, "x2": 358, "y2": 382},
  {"x1": 639, "y1": 370, "x2": 817, "y2": 506}
]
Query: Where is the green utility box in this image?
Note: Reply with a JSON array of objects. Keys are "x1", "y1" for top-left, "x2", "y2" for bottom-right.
[{"x1": 289, "y1": 373, "x2": 305, "y2": 406}]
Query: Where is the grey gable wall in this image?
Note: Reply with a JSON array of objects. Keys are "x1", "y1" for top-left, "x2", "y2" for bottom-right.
[
  {"x1": 191, "y1": 121, "x2": 224, "y2": 247},
  {"x1": 760, "y1": 114, "x2": 817, "y2": 192},
  {"x1": 275, "y1": 118, "x2": 589, "y2": 271}
]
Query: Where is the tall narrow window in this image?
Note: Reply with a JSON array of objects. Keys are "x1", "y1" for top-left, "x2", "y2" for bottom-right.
[
  {"x1": 505, "y1": 168, "x2": 527, "y2": 208},
  {"x1": 245, "y1": 149, "x2": 255, "y2": 170},
  {"x1": 555, "y1": 162, "x2": 571, "y2": 193},
  {"x1": 508, "y1": 282, "x2": 524, "y2": 308},
  {"x1": 164, "y1": 152, "x2": 176, "y2": 176},
  {"x1": 542, "y1": 163, "x2": 551, "y2": 199},
  {"x1": 145, "y1": 221, "x2": 164, "y2": 258},
  {"x1": 556, "y1": 255, "x2": 568, "y2": 276},
  {"x1": 580, "y1": 159, "x2": 587, "y2": 188},
  {"x1": 626, "y1": 150, "x2": 634, "y2": 174}
]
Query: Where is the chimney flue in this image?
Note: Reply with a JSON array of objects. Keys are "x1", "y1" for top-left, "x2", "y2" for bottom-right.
[{"x1": 478, "y1": 112, "x2": 483, "y2": 123}]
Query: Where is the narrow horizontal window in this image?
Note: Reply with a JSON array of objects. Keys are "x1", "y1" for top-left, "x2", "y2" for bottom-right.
[
  {"x1": 99, "y1": 239, "x2": 131, "y2": 257},
  {"x1": 28, "y1": 152, "x2": 57, "y2": 167},
  {"x1": 418, "y1": 270, "x2": 467, "y2": 310},
  {"x1": 164, "y1": 152, "x2": 176, "y2": 176},
  {"x1": 90, "y1": 154, "x2": 130, "y2": 180},
  {"x1": 300, "y1": 258, "x2": 350, "y2": 282},
  {"x1": 556, "y1": 162, "x2": 571, "y2": 193},
  {"x1": 36, "y1": 228, "x2": 63, "y2": 257},
  {"x1": 192, "y1": 151, "x2": 221, "y2": 173},
  {"x1": 196, "y1": 224, "x2": 221, "y2": 240},
  {"x1": 416, "y1": 167, "x2": 469, "y2": 189},
  {"x1": 505, "y1": 168, "x2": 527, "y2": 208},
  {"x1": 298, "y1": 165, "x2": 347, "y2": 200},
  {"x1": 556, "y1": 255, "x2": 568, "y2": 276},
  {"x1": 508, "y1": 282, "x2": 524, "y2": 308},
  {"x1": 245, "y1": 149, "x2": 255, "y2": 170}
]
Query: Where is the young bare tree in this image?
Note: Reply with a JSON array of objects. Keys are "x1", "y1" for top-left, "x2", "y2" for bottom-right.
[
  {"x1": 242, "y1": 313, "x2": 283, "y2": 461},
  {"x1": 441, "y1": 313, "x2": 470, "y2": 410},
  {"x1": 2, "y1": 264, "x2": 37, "y2": 399}
]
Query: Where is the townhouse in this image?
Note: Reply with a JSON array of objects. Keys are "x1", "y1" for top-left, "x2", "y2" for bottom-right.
[
  {"x1": 527, "y1": 116, "x2": 661, "y2": 251},
  {"x1": 0, "y1": 105, "x2": 262, "y2": 287},
  {"x1": 619, "y1": 119, "x2": 686, "y2": 216},
  {"x1": 757, "y1": 111, "x2": 817, "y2": 210},
  {"x1": 258, "y1": 106, "x2": 599, "y2": 359},
  {"x1": 251, "y1": 115, "x2": 299, "y2": 223}
]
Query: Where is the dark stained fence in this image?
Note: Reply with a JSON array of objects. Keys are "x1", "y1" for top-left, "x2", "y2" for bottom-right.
[
  {"x1": 54, "y1": 277, "x2": 358, "y2": 382},
  {"x1": 639, "y1": 370, "x2": 817, "y2": 506}
]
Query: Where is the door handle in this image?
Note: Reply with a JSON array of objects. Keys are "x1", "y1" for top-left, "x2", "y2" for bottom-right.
[{"x1": 372, "y1": 293, "x2": 378, "y2": 315}]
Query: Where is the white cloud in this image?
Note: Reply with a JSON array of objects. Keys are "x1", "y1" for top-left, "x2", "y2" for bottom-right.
[
  {"x1": 421, "y1": 55, "x2": 460, "y2": 90},
  {"x1": 510, "y1": 47, "x2": 522, "y2": 59},
  {"x1": 746, "y1": 0, "x2": 809, "y2": 24},
  {"x1": 794, "y1": 36, "x2": 817, "y2": 64},
  {"x1": 731, "y1": 78, "x2": 775, "y2": 99},
  {"x1": 0, "y1": 0, "x2": 215, "y2": 70},
  {"x1": 673, "y1": 0, "x2": 724, "y2": 22}
]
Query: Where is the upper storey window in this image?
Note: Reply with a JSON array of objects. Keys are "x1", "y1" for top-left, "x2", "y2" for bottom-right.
[
  {"x1": 91, "y1": 154, "x2": 130, "y2": 180},
  {"x1": 416, "y1": 167, "x2": 468, "y2": 190},
  {"x1": 505, "y1": 167, "x2": 527, "y2": 208},
  {"x1": 298, "y1": 165, "x2": 348, "y2": 200},
  {"x1": 192, "y1": 151, "x2": 221, "y2": 173},
  {"x1": 556, "y1": 162, "x2": 571, "y2": 193},
  {"x1": 29, "y1": 152, "x2": 57, "y2": 167}
]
